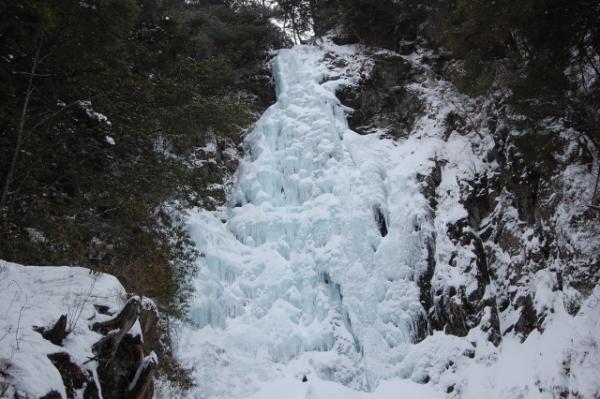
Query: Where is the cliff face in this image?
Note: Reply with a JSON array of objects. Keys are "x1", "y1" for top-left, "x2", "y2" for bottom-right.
[
  {"x1": 170, "y1": 35, "x2": 600, "y2": 398},
  {"x1": 334, "y1": 41, "x2": 600, "y2": 396}
]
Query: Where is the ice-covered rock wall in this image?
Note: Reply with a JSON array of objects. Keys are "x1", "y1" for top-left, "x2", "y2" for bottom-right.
[
  {"x1": 178, "y1": 38, "x2": 600, "y2": 399},
  {"x1": 179, "y1": 44, "x2": 435, "y2": 397}
]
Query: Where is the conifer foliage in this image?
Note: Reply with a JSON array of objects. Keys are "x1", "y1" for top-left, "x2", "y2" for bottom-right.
[
  {"x1": 311, "y1": 0, "x2": 600, "y2": 146},
  {"x1": 0, "y1": 0, "x2": 283, "y2": 316}
]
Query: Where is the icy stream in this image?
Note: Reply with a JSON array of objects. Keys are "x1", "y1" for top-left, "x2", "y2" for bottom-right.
[{"x1": 179, "y1": 44, "x2": 435, "y2": 398}]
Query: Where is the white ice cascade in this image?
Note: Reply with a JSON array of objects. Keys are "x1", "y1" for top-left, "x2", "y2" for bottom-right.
[{"x1": 181, "y1": 45, "x2": 433, "y2": 398}]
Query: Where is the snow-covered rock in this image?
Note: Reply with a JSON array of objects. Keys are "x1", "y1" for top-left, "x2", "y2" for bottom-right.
[
  {"x1": 0, "y1": 260, "x2": 162, "y2": 399},
  {"x1": 0, "y1": 260, "x2": 125, "y2": 397}
]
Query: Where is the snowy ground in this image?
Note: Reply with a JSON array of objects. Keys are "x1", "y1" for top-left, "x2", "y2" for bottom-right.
[
  {"x1": 0, "y1": 260, "x2": 128, "y2": 398},
  {"x1": 176, "y1": 40, "x2": 600, "y2": 399}
]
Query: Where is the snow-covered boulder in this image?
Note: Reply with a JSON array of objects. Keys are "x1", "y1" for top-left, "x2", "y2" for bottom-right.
[{"x1": 0, "y1": 260, "x2": 159, "y2": 399}]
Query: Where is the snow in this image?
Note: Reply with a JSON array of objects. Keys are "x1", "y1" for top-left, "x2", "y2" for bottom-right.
[
  {"x1": 177, "y1": 42, "x2": 440, "y2": 398},
  {"x1": 1, "y1": 24, "x2": 596, "y2": 399},
  {"x1": 0, "y1": 259, "x2": 127, "y2": 398},
  {"x1": 247, "y1": 374, "x2": 444, "y2": 399},
  {"x1": 24, "y1": 227, "x2": 47, "y2": 243},
  {"x1": 174, "y1": 39, "x2": 600, "y2": 399},
  {"x1": 78, "y1": 100, "x2": 111, "y2": 125},
  {"x1": 452, "y1": 289, "x2": 600, "y2": 399}
]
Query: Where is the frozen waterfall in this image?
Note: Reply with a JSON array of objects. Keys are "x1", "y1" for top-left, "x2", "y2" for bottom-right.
[{"x1": 179, "y1": 44, "x2": 435, "y2": 398}]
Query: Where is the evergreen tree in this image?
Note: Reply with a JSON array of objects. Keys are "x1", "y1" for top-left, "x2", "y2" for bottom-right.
[{"x1": 0, "y1": 0, "x2": 283, "y2": 317}]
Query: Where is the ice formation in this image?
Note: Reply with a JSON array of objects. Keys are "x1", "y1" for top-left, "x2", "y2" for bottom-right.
[
  {"x1": 178, "y1": 41, "x2": 600, "y2": 399},
  {"x1": 179, "y1": 44, "x2": 434, "y2": 397}
]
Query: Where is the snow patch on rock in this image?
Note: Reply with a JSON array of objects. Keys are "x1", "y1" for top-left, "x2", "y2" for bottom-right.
[{"x1": 0, "y1": 260, "x2": 126, "y2": 397}]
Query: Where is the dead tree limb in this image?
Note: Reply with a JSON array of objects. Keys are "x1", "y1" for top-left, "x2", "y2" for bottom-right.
[
  {"x1": 91, "y1": 297, "x2": 140, "y2": 362},
  {"x1": 128, "y1": 353, "x2": 158, "y2": 399},
  {"x1": 34, "y1": 314, "x2": 68, "y2": 346},
  {"x1": 0, "y1": 39, "x2": 41, "y2": 214}
]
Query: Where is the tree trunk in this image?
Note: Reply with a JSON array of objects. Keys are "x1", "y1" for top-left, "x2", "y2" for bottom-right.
[
  {"x1": 308, "y1": 0, "x2": 319, "y2": 36},
  {"x1": 0, "y1": 41, "x2": 41, "y2": 215},
  {"x1": 290, "y1": 12, "x2": 300, "y2": 44}
]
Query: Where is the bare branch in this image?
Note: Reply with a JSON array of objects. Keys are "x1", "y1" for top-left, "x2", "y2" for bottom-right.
[
  {"x1": 12, "y1": 71, "x2": 54, "y2": 77},
  {"x1": 1, "y1": 39, "x2": 42, "y2": 214}
]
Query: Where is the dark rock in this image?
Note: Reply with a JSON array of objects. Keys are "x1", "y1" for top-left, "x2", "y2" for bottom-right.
[
  {"x1": 83, "y1": 381, "x2": 100, "y2": 399},
  {"x1": 480, "y1": 303, "x2": 502, "y2": 346},
  {"x1": 336, "y1": 85, "x2": 361, "y2": 111},
  {"x1": 471, "y1": 235, "x2": 490, "y2": 286},
  {"x1": 427, "y1": 214, "x2": 501, "y2": 344},
  {"x1": 414, "y1": 161, "x2": 447, "y2": 343},
  {"x1": 397, "y1": 41, "x2": 416, "y2": 55},
  {"x1": 94, "y1": 304, "x2": 115, "y2": 316},
  {"x1": 47, "y1": 352, "x2": 98, "y2": 399},
  {"x1": 462, "y1": 349, "x2": 475, "y2": 358},
  {"x1": 302, "y1": 375, "x2": 308, "y2": 382},
  {"x1": 462, "y1": 174, "x2": 493, "y2": 228},
  {"x1": 34, "y1": 314, "x2": 69, "y2": 346},
  {"x1": 416, "y1": 234, "x2": 436, "y2": 342},
  {"x1": 247, "y1": 74, "x2": 276, "y2": 110},
  {"x1": 510, "y1": 171, "x2": 540, "y2": 225},
  {"x1": 442, "y1": 297, "x2": 469, "y2": 337},
  {"x1": 373, "y1": 206, "x2": 388, "y2": 237},
  {"x1": 138, "y1": 300, "x2": 161, "y2": 357},
  {"x1": 513, "y1": 295, "x2": 538, "y2": 340},
  {"x1": 335, "y1": 53, "x2": 424, "y2": 137},
  {"x1": 498, "y1": 297, "x2": 510, "y2": 312},
  {"x1": 323, "y1": 51, "x2": 349, "y2": 69},
  {"x1": 92, "y1": 297, "x2": 157, "y2": 399},
  {"x1": 444, "y1": 111, "x2": 467, "y2": 139},
  {"x1": 417, "y1": 159, "x2": 445, "y2": 212},
  {"x1": 129, "y1": 354, "x2": 158, "y2": 399},
  {"x1": 331, "y1": 34, "x2": 359, "y2": 46},
  {"x1": 95, "y1": 334, "x2": 147, "y2": 399},
  {"x1": 413, "y1": 310, "x2": 431, "y2": 343},
  {"x1": 39, "y1": 391, "x2": 62, "y2": 399}
]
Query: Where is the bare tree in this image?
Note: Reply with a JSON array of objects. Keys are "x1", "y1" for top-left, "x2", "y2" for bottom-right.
[{"x1": 0, "y1": 39, "x2": 42, "y2": 215}]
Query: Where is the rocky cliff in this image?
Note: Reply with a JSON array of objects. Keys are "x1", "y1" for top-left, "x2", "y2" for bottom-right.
[
  {"x1": 333, "y1": 38, "x2": 600, "y2": 396},
  {"x1": 171, "y1": 34, "x2": 600, "y2": 398}
]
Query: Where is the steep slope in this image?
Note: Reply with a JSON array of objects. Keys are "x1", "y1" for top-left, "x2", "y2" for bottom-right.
[
  {"x1": 344, "y1": 44, "x2": 600, "y2": 397},
  {"x1": 178, "y1": 43, "x2": 439, "y2": 397},
  {"x1": 176, "y1": 39, "x2": 600, "y2": 399}
]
